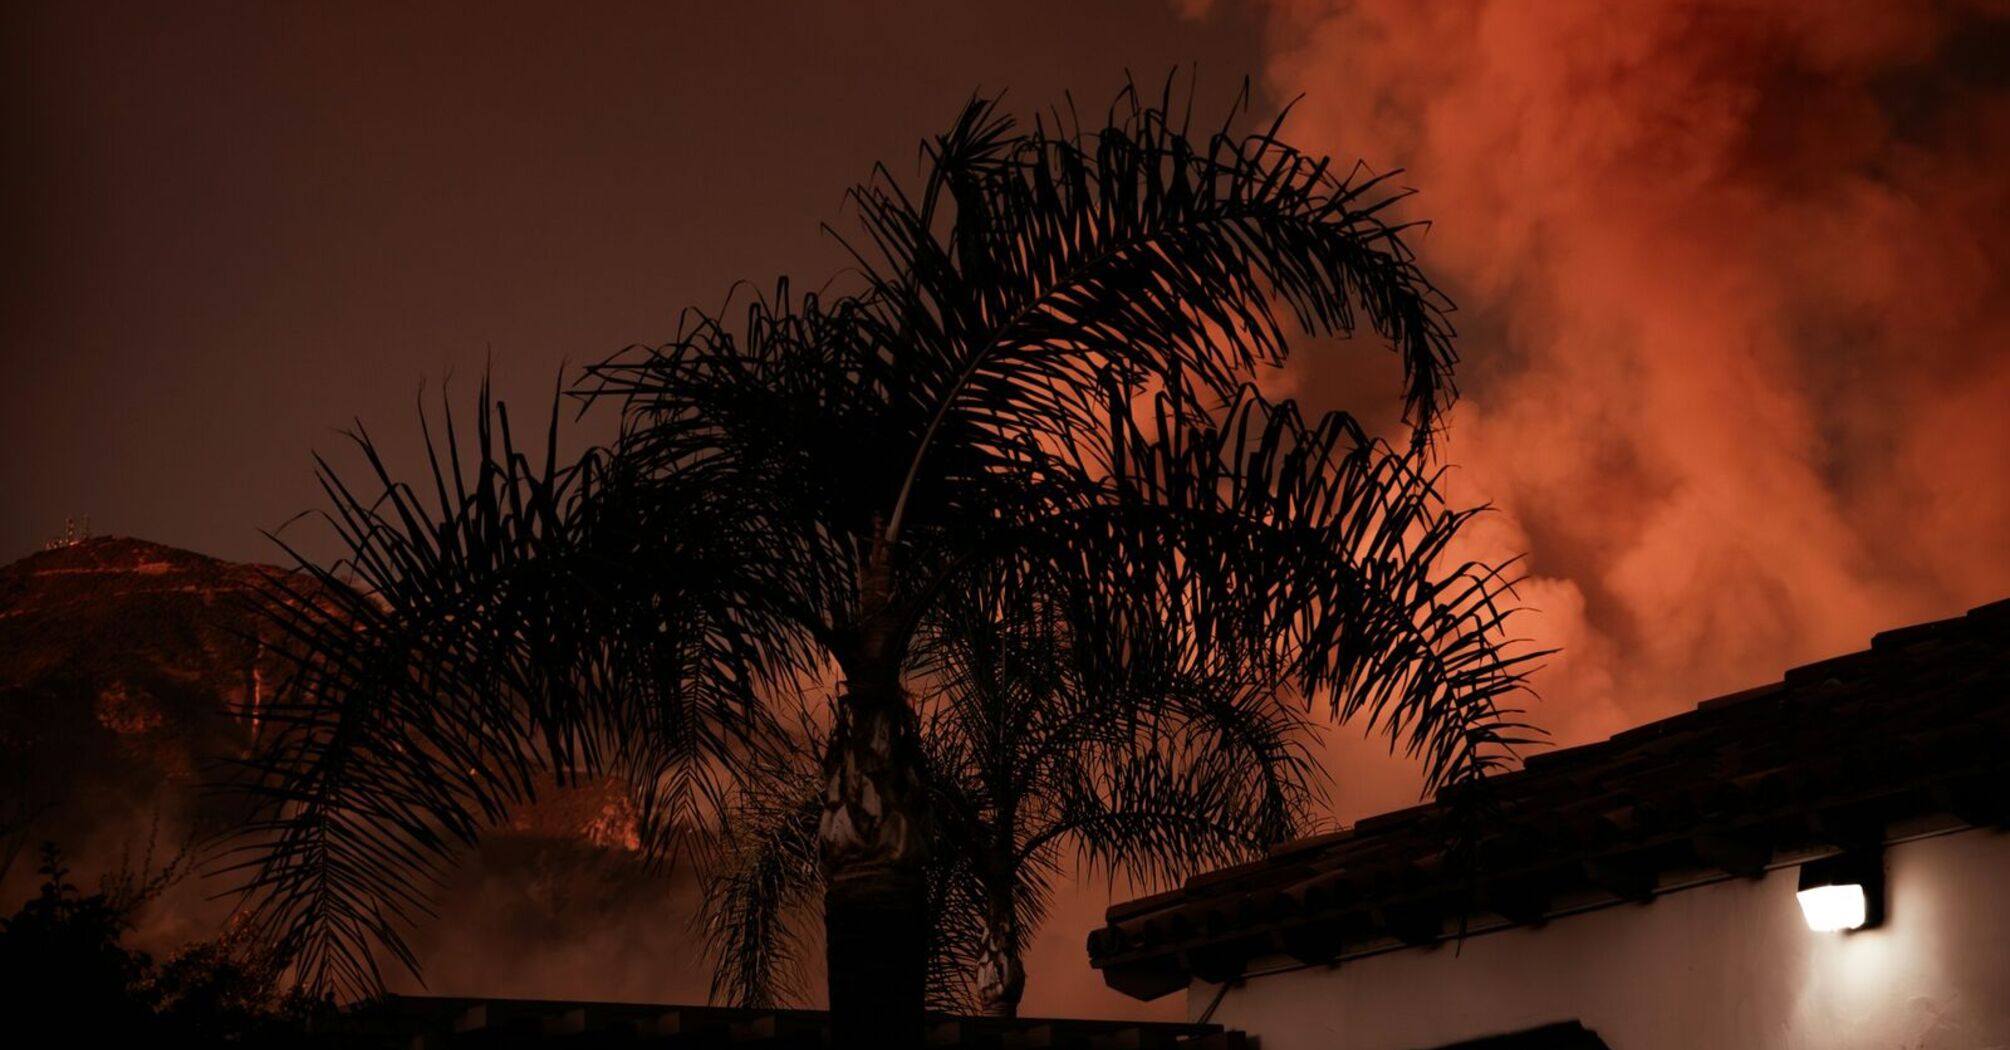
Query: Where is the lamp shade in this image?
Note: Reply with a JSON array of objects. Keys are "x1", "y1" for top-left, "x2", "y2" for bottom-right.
[
  {"x1": 1796, "y1": 850, "x2": 1884, "y2": 931},
  {"x1": 1796, "y1": 883, "x2": 1868, "y2": 931}
]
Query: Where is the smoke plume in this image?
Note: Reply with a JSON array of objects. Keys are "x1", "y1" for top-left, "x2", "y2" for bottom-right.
[{"x1": 1262, "y1": 0, "x2": 2010, "y2": 745}]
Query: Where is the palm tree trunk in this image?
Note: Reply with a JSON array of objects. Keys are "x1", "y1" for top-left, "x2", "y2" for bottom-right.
[
  {"x1": 820, "y1": 671, "x2": 929, "y2": 1049},
  {"x1": 974, "y1": 890, "x2": 1025, "y2": 1018}
]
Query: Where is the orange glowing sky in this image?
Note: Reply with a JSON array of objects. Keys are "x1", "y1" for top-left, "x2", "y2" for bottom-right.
[
  {"x1": 1264, "y1": 0, "x2": 2010, "y2": 749},
  {"x1": 5, "y1": 0, "x2": 2007, "y2": 1021}
]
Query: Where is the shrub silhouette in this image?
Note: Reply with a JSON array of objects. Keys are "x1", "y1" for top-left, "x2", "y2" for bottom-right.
[{"x1": 0, "y1": 843, "x2": 330, "y2": 1043}]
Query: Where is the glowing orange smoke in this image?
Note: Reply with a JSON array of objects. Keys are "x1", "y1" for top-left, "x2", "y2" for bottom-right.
[{"x1": 1261, "y1": 0, "x2": 2010, "y2": 745}]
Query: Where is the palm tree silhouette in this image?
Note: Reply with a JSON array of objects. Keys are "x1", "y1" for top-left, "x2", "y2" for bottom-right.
[
  {"x1": 705, "y1": 596, "x2": 1322, "y2": 1017},
  {"x1": 234, "y1": 83, "x2": 1537, "y2": 1049}
]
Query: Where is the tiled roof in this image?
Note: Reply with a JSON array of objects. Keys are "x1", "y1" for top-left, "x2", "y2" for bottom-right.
[
  {"x1": 1421, "y1": 1021, "x2": 1610, "y2": 1049},
  {"x1": 1089, "y1": 599, "x2": 2010, "y2": 999},
  {"x1": 331, "y1": 995, "x2": 1248, "y2": 1048}
]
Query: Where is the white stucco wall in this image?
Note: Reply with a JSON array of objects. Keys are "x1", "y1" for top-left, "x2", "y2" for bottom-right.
[{"x1": 1194, "y1": 828, "x2": 2010, "y2": 1050}]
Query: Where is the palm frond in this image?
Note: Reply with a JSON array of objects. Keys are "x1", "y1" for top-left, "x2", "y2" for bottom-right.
[
  {"x1": 842, "y1": 83, "x2": 1457, "y2": 551},
  {"x1": 1016, "y1": 385, "x2": 1544, "y2": 797},
  {"x1": 224, "y1": 381, "x2": 797, "y2": 998},
  {"x1": 702, "y1": 718, "x2": 825, "y2": 1009}
]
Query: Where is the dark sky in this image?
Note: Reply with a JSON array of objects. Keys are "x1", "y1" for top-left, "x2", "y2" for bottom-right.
[
  {"x1": 2, "y1": 0, "x2": 1266, "y2": 565},
  {"x1": 1, "y1": 7, "x2": 1276, "y2": 1019}
]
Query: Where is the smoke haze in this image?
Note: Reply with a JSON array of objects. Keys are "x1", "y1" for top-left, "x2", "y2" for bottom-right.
[{"x1": 1261, "y1": 0, "x2": 2010, "y2": 744}]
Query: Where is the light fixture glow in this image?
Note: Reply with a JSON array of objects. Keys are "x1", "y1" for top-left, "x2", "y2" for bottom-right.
[{"x1": 1796, "y1": 882, "x2": 1868, "y2": 932}]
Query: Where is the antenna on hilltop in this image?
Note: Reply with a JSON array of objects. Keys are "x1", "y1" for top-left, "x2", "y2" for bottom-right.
[{"x1": 43, "y1": 515, "x2": 92, "y2": 551}]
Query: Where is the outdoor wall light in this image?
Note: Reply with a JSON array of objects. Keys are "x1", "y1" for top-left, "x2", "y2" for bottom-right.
[{"x1": 1796, "y1": 850, "x2": 1884, "y2": 932}]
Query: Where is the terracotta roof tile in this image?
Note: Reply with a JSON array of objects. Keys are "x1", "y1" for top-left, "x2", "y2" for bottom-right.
[
  {"x1": 330, "y1": 996, "x2": 1245, "y2": 1048},
  {"x1": 1090, "y1": 600, "x2": 2010, "y2": 999}
]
